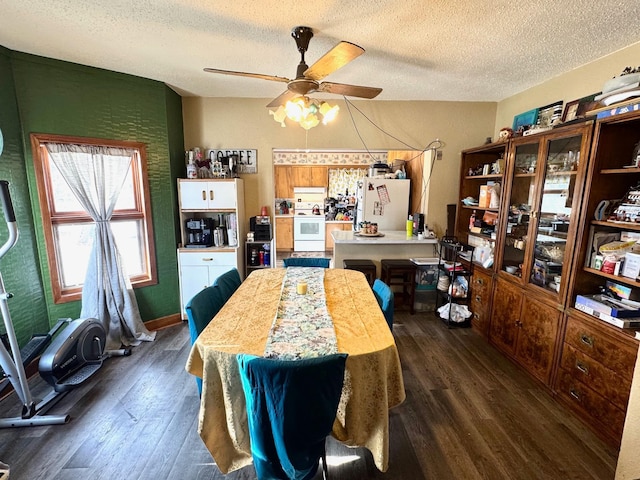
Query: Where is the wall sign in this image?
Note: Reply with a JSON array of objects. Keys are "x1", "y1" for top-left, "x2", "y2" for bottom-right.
[{"x1": 205, "y1": 149, "x2": 257, "y2": 174}]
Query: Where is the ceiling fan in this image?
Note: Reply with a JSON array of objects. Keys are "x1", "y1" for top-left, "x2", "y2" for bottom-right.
[{"x1": 204, "y1": 26, "x2": 382, "y2": 108}]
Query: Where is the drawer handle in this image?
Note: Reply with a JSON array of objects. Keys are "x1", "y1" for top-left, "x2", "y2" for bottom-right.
[
  {"x1": 201, "y1": 190, "x2": 206, "y2": 201},
  {"x1": 201, "y1": 258, "x2": 214, "y2": 262},
  {"x1": 569, "y1": 389, "x2": 581, "y2": 401},
  {"x1": 575, "y1": 361, "x2": 589, "y2": 375},
  {"x1": 210, "y1": 190, "x2": 214, "y2": 201},
  {"x1": 580, "y1": 334, "x2": 594, "y2": 348}
]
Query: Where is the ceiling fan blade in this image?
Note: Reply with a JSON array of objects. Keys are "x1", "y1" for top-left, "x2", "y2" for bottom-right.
[
  {"x1": 266, "y1": 90, "x2": 299, "y2": 108},
  {"x1": 318, "y1": 82, "x2": 382, "y2": 99},
  {"x1": 303, "y1": 41, "x2": 365, "y2": 81},
  {"x1": 204, "y1": 68, "x2": 290, "y2": 84}
]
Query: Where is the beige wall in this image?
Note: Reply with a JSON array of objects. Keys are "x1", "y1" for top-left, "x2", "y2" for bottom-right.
[
  {"x1": 495, "y1": 41, "x2": 640, "y2": 136},
  {"x1": 182, "y1": 97, "x2": 496, "y2": 237}
]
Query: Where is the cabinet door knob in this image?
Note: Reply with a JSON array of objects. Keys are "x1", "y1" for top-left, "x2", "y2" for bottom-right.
[
  {"x1": 476, "y1": 278, "x2": 483, "y2": 285},
  {"x1": 202, "y1": 257, "x2": 213, "y2": 262},
  {"x1": 580, "y1": 334, "x2": 594, "y2": 348},
  {"x1": 475, "y1": 295, "x2": 481, "y2": 302},
  {"x1": 575, "y1": 361, "x2": 589, "y2": 375},
  {"x1": 201, "y1": 190, "x2": 206, "y2": 201},
  {"x1": 210, "y1": 190, "x2": 214, "y2": 201}
]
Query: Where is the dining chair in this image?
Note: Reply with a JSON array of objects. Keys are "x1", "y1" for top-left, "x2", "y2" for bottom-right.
[
  {"x1": 236, "y1": 353, "x2": 348, "y2": 480},
  {"x1": 213, "y1": 267, "x2": 242, "y2": 302},
  {"x1": 282, "y1": 257, "x2": 331, "y2": 268},
  {"x1": 372, "y1": 279, "x2": 394, "y2": 331},
  {"x1": 185, "y1": 285, "x2": 226, "y2": 394}
]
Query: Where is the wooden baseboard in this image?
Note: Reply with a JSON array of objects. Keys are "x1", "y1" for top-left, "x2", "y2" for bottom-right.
[{"x1": 145, "y1": 313, "x2": 183, "y2": 331}]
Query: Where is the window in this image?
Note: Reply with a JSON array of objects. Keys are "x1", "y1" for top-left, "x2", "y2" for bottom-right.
[{"x1": 31, "y1": 134, "x2": 157, "y2": 303}]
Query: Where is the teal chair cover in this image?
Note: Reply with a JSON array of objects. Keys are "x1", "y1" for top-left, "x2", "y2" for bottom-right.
[
  {"x1": 237, "y1": 353, "x2": 348, "y2": 480},
  {"x1": 213, "y1": 267, "x2": 242, "y2": 302},
  {"x1": 372, "y1": 279, "x2": 394, "y2": 331},
  {"x1": 282, "y1": 258, "x2": 330, "y2": 268},
  {"x1": 185, "y1": 285, "x2": 226, "y2": 394}
]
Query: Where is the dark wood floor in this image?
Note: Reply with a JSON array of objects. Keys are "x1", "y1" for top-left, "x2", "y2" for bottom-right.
[{"x1": 0, "y1": 310, "x2": 619, "y2": 480}]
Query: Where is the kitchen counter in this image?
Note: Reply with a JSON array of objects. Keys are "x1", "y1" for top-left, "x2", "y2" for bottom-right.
[{"x1": 332, "y1": 230, "x2": 438, "y2": 276}]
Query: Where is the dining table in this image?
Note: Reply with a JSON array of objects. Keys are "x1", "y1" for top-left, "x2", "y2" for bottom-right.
[{"x1": 185, "y1": 267, "x2": 406, "y2": 474}]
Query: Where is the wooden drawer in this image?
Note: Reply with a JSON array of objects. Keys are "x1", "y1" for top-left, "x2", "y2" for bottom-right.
[
  {"x1": 471, "y1": 269, "x2": 492, "y2": 301},
  {"x1": 564, "y1": 315, "x2": 637, "y2": 380},
  {"x1": 556, "y1": 367, "x2": 626, "y2": 440},
  {"x1": 178, "y1": 251, "x2": 237, "y2": 267},
  {"x1": 470, "y1": 270, "x2": 493, "y2": 335},
  {"x1": 560, "y1": 343, "x2": 632, "y2": 410},
  {"x1": 470, "y1": 300, "x2": 491, "y2": 336}
]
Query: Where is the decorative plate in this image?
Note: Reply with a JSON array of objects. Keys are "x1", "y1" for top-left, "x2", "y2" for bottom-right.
[{"x1": 355, "y1": 232, "x2": 385, "y2": 237}]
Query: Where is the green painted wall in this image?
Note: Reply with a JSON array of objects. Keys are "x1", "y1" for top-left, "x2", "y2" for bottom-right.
[
  {"x1": 1, "y1": 49, "x2": 182, "y2": 344},
  {"x1": 0, "y1": 47, "x2": 49, "y2": 344}
]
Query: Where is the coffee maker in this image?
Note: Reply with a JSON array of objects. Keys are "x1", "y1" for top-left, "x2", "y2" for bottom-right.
[{"x1": 185, "y1": 218, "x2": 214, "y2": 247}]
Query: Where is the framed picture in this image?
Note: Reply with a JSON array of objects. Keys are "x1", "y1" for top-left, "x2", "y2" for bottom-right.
[
  {"x1": 562, "y1": 100, "x2": 580, "y2": 122},
  {"x1": 536, "y1": 101, "x2": 563, "y2": 127},
  {"x1": 512, "y1": 108, "x2": 539, "y2": 133},
  {"x1": 561, "y1": 93, "x2": 601, "y2": 123},
  {"x1": 575, "y1": 93, "x2": 601, "y2": 118}
]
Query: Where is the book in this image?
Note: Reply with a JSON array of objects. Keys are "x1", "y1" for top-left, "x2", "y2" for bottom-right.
[
  {"x1": 575, "y1": 302, "x2": 640, "y2": 328},
  {"x1": 575, "y1": 294, "x2": 640, "y2": 318}
]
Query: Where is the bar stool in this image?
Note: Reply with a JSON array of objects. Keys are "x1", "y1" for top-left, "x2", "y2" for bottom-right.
[
  {"x1": 343, "y1": 259, "x2": 377, "y2": 286},
  {"x1": 380, "y1": 259, "x2": 417, "y2": 314}
]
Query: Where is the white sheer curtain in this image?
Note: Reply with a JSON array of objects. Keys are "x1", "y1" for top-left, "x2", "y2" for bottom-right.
[{"x1": 45, "y1": 143, "x2": 155, "y2": 350}]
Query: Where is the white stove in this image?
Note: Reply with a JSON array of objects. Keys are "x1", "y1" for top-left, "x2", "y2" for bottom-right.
[{"x1": 293, "y1": 188, "x2": 326, "y2": 251}]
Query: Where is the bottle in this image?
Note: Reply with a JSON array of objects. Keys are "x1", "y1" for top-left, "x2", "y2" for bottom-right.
[
  {"x1": 186, "y1": 157, "x2": 197, "y2": 179},
  {"x1": 263, "y1": 243, "x2": 271, "y2": 266},
  {"x1": 469, "y1": 210, "x2": 476, "y2": 230},
  {"x1": 406, "y1": 216, "x2": 413, "y2": 236}
]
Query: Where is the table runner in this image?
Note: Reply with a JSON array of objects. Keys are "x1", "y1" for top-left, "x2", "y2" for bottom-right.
[{"x1": 263, "y1": 266, "x2": 339, "y2": 360}]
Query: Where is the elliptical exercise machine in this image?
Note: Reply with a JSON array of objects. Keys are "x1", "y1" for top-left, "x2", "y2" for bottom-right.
[{"x1": 0, "y1": 180, "x2": 129, "y2": 428}]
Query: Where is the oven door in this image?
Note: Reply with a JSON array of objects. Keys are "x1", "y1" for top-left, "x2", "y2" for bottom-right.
[{"x1": 293, "y1": 216, "x2": 326, "y2": 251}]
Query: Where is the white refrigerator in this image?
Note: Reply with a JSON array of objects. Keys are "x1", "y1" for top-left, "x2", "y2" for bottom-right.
[{"x1": 355, "y1": 178, "x2": 411, "y2": 232}]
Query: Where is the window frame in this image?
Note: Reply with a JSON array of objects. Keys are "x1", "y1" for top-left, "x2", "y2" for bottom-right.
[{"x1": 31, "y1": 133, "x2": 157, "y2": 304}]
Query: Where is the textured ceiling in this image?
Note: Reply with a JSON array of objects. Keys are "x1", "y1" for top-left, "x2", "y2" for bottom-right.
[{"x1": 2, "y1": 1, "x2": 640, "y2": 102}]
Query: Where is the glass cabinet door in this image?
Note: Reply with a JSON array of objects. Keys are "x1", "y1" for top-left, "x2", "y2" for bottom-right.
[
  {"x1": 500, "y1": 142, "x2": 539, "y2": 278},
  {"x1": 528, "y1": 134, "x2": 583, "y2": 294}
]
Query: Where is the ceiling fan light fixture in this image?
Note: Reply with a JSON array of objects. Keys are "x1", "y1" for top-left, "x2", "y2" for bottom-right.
[
  {"x1": 284, "y1": 97, "x2": 307, "y2": 122},
  {"x1": 299, "y1": 114, "x2": 320, "y2": 130},
  {"x1": 319, "y1": 102, "x2": 339, "y2": 124},
  {"x1": 270, "y1": 96, "x2": 339, "y2": 129},
  {"x1": 270, "y1": 105, "x2": 287, "y2": 127}
]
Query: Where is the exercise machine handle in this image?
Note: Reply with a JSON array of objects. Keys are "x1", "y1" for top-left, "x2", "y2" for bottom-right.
[{"x1": 0, "y1": 181, "x2": 16, "y2": 223}]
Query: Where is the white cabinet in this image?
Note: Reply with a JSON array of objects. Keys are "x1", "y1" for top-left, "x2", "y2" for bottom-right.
[
  {"x1": 178, "y1": 180, "x2": 237, "y2": 210},
  {"x1": 178, "y1": 251, "x2": 238, "y2": 315},
  {"x1": 177, "y1": 179, "x2": 245, "y2": 318}
]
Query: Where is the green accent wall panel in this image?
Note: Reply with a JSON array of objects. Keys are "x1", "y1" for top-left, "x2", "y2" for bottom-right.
[
  {"x1": 5, "y1": 51, "x2": 182, "y2": 333},
  {"x1": 0, "y1": 47, "x2": 49, "y2": 345}
]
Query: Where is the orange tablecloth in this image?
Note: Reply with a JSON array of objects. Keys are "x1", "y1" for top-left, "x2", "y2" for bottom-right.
[{"x1": 185, "y1": 268, "x2": 406, "y2": 473}]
